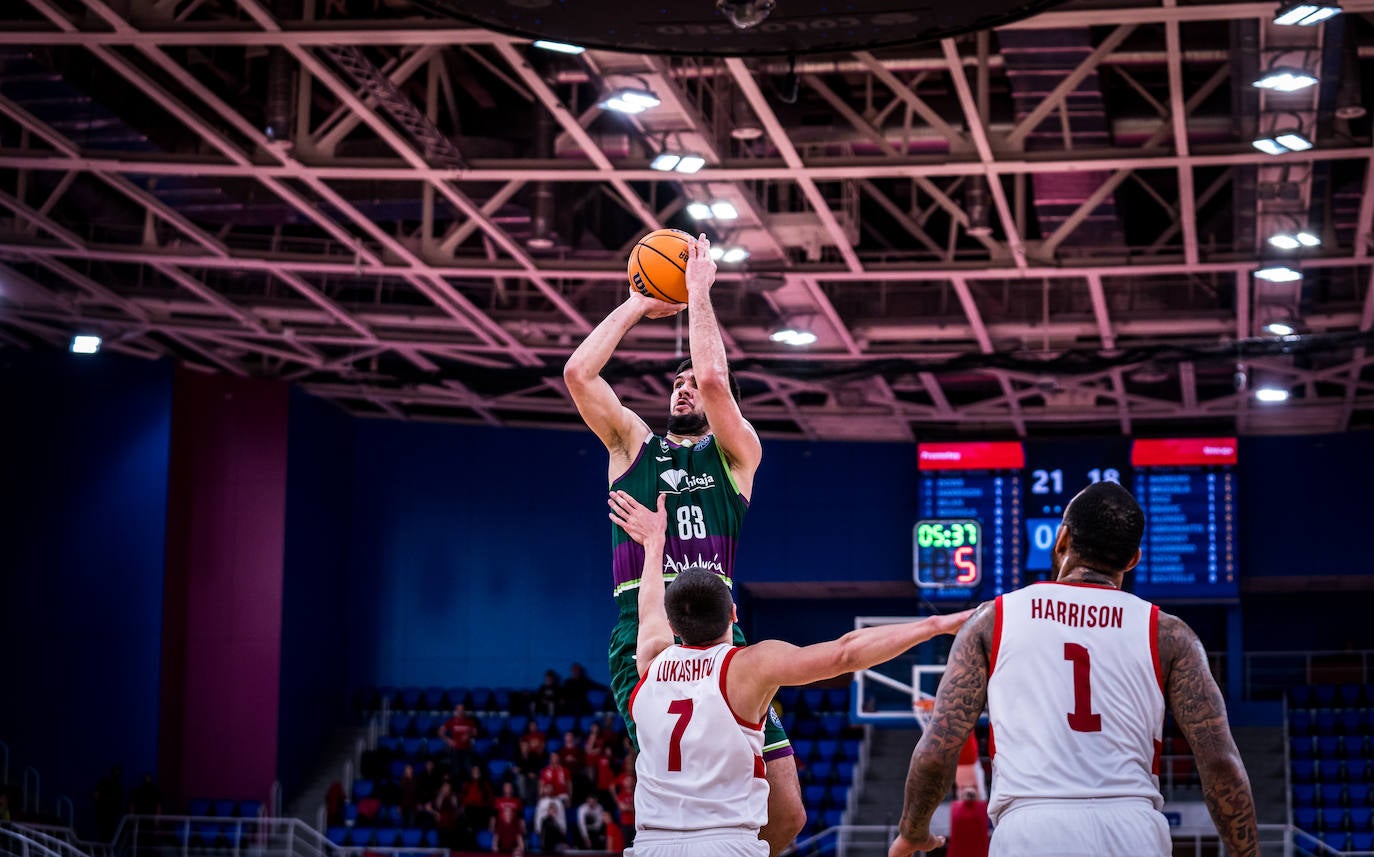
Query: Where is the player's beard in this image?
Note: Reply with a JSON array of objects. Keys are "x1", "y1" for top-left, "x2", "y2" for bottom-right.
[{"x1": 666, "y1": 410, "x2": 709, "y2": 437}]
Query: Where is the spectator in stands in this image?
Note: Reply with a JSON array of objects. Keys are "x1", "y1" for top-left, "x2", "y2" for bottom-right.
[
  {"x1": 128, "y1": 772, "x2": 161, "y2": 816},
  {"x1": 575, "y1": 794, "x2": 607, "y2": 850},
  {"x1": 324, "y1": 781, "x2": 346, "y2": 828},
  {"x1": 398, "y1": 764, "x2": 420, "y2": 826},
  {"x1": 520, "y1": 719, "x2": 547, "y2": 758},
  {"x1": 556, "y1": 732, "x2": 584, "y2": 777},
  {"x1": 947, "y1": 786, "x2": 991, "y2": 857},
  {"x1": 0, "y1": 793, "x2": 11, "y2": 822},
  {"x1": 532, "y1": 670, "x2": 561, "y2": 717},
  {"x1": 561, "y1": 663, "x2": 604, "y2": 715},
  {"x1": 459, "y1": 763, "x2": 494, "y2": 844},
  {"x1": 418, "y1": 759, "x2": 443, "y2": 803},
  {"x1": 489, "y1": 803, "x2": 525, "y2": 855},
  {"x1": 610, "y1": 772, "x2": 635, "y2": 847},
  {"x1": 538, "y1": 753, "x2": 571, "y2": 806},
  {"x1": 421, "y1": 779, "x2": 460, "y2": 848},
  {"x1": 439, "y1": 703, "x2": 479, "y2": 776},
  {"x1": 534, "y1": 787, "x2": 567, "y2": 855},
  {"x1": 493, "y1": 781, "x2": 522, "y2": 820},
  {"x1": 93, "y1": 765, "x2": 124, "y2": 841}
]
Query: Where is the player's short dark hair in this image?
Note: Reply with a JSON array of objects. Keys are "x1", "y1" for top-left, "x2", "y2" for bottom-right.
[
  {"x1": 664, "y1": 566, "x2": 734, "y2": 646},
  {"x1": 675, "y1": 358, "x2": 741, "y2": 403},
  {"x1": 1062, "y1": 481, "x2": 1146, "y2": 573}
]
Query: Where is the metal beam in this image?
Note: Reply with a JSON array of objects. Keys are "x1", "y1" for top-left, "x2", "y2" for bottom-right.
[
  {"x1": 1005, "y1": 25, "x2": 1136, "y2": 147},
  {"x1": 1164, "y1": 0, "x2": 1200, "y2": 266}
]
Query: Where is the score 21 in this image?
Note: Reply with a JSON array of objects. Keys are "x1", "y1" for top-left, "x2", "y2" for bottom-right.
[{"x1": 1024, "y1": 439, "x2": 1130, "y2": 573}]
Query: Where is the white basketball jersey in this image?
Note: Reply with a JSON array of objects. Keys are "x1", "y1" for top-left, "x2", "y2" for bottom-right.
[
  {"x1": 630, "y1": 643, "x2": 769, "y2": 832},
  {"x1": 986, "y1": 582, "x2": 1165, "y2": 823}
]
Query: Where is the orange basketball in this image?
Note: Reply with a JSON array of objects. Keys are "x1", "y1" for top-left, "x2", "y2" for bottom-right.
[{"x1": 627, "y1": 228, "x2": 691, "y2": 304}]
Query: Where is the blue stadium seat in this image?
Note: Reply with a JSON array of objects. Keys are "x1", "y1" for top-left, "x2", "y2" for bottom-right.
[
  {"x1": 794, "y1": 718, "x2": 821, "y2": 740},
  {"x1": 534, "y1": 715, "x2": 553, "y2": 733},
  {"x1": 1295, "y1": 808, "x2": 1319, "y2": 830},
  {"x1": 792, "y1": 739, "x2": 816, "y2": 761},
  {"x1": 554, "y1": 715, "x2": 577, "y2": 736},
  {"x1": 1290, "y1": 686, "x2": 1313, "y2": 707},
  {"x1": 1293, "y1": 710, "x2": 1314, "y2": 736},
  {"x1": 508, "y1": 715, "x2": 529, "y2": 735},
  {"x1": 1320, "y1": 832, "x2": 1348, "y2": 853},
  {"x1": 476, "y1": 830, "x2": 494, "y2": 850},
  {"x1": 1318, "y1": 737, "x2": 1342, "y2": 759},
  {"x1": 414, "y1": 713, "x2": 437, "y2": 736},
  {"x1": 237, "y1": 800, "x2": 263, "y2": 818},
  {"x1": 1315, "y1": 686, "x2": 1339, "y2": 707},
  {"x1": 400, "y1": 828, "x2": 423, "y2": 847},
  {"x1": 826, "y1": 688, "x2": 849, "y2": 712},
  {"x1": 187, "y1": 798, "x2": 212, "y2": 817},
  {"x1": 471, "y1": 687, "x2": 495, "y2": 710},
  {"x1": 376, "y1": 686, "x2": 399, "y2": 708},
  {"x1": 1349, "y1": 784, "x2": 1371, "y2": 806},
  {"x1": 221, "y1": 823, "x2": 243, "y2": 846},
  {"x1": 425, "y1": 830, "x2": 439, "y2": 846},
  {"x1": 1294, "y1": 760, "x2": 1317, "y2": 783},
  {"x1": 326, "y1": 827, "x2": 349, "y2": 846},
  {"x1": 1295, "y1": 785, "x2": 1318, "y2": 807},
  {"x1": 447, "y1": 687, "x2": 469, "y2": 707},
  {"x1": 828, "y1": 785, "x2": 850, "y2": 807},
  {"x1": 403, "y1": 737, "x2": 425, "y2": 758},
  {"x1": 191, "y1": 821, "x2": 219, "y2": 846},
  {"x1": 212, "y1": 799, "x2": 236, "y2": 817},
  {"x1": 378, "y1": 735, "x2": 403, "y2": 753},
  {"x1": 817, "y1": 740, "x2": 840, "y2": 760},
  {"x1": 482, "y1": 715, "x2": 507, "y2": 736},
  {"x1": 841, "y1": 739, "x2": 861, "y2": 761},
  {"x1": 587, "y1": 689, "x2": 609, "y2": 711},
  {"x1": 801, "y1": 690, "x2": 825, "y2": 712},
  {"x1": 492, "y1": 689, "x2": 512, "y2": 711},
  {"x1": 803, "y1": 785, "x2": 827, "y2": 805},
  {"x1": 390, "y1": 713, "x2": 414, "y2": 736},
  {"x1": 488, "y1": 759, "x2": 513, "y2": 781},
  {"x1": 374, "y1": 828, "x2": 401, "y2": 847},
  {"x1": 389, "y1": 759, "x2": 408, "y2": 778},
  {"x1": 382, "y1": 805, "x2": 403, "y2": 826},
  {"x1": 1338, "y1": 712, "x2": 1363, "y2": 735},
  {"x1": 822, "y1": 809, "x2": 844, "y2": 828},
  {"x1": 777, "y1": 687, "x2": 800, "y2": 708},
  {"x1": 343, "y1": 804, "x2": 359, "y2": 824},
  {"x1": 1320, "y1": 784, "x2": 1345, "y2": 807},
  {"x1": 423, "y1": 687, "x2": 446, "y2": 709},
  {"x1": 1338, "y1": 684, "x2": 1365, "y2": 707},
  {"x1": 400, "y1": 688, "x2": 423, "y2": 710},
  {"x1": 1293, "y1": 737, "x2": 1315, "y2": 759},
  {"x1": 809, "y1": 761, "x2": 833, "y2": 782},
  {"x1": 1348, "y1": 807, "x2": 1373, "y2": 831},
  {"x1": 1353, "y1": 833, "x2": 1374, "y2": 852},
  {"x1": 577, "y1": 715, "x2": 598, "y2": 734},
  {"x1": 1344, "y1": 739, "x2": 1368, "y2": 761},
  {"x1": 474, "y1": 738, "x2": 495, "y2": 758},
  {"x1": 835, "y1": 761, "x2": 855, "y2": 783},
  {"x1": 820, "y1": 714, "x2": 847, "y2": 738},
  {"x1": 1317, "y1": 712, "x2": 1339, "y2": 734},
  {"x1": 353, "y1": 779, "x2": 375, "y2": 799}
]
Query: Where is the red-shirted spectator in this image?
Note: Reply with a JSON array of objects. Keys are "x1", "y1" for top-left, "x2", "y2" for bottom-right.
[
  {"x1": 440, "y1": 704, "x2": 479, "y2": 775},
  {"x1": 947, "y1": 787, "x2": 991, "y2": 857},
  {"x1": 611, "y1": 772, "x2": 635, "y2": 847},
  {"x1": 539, "y1": 753, "x2": 571, "y2": 804},
  {"x1": 422, "y1": 779, "x2": 460, "y2": 849},
  {"x1": 398, "y1": 763, "x2": 420, "y2": 825},
  {"x1": 583, "y1": 723, "x2": 606, "y2": 767},
  {"x1": 459, "y1": 764, "x2": 494, "y2": 833},
  {"x1": 519, "y1": 720, "x2": 547, "y2": 759},
  {"x1": 556, "y1": 731, "x2": 584, "y2": 774},
  {"x1": 489, "y1": 804, "x2": 525, "y2": 854},
  {"x1": 493, "y1": 781, "x2": 523, "y2": 819},
  {"x1": 594, "y1": 754, "x2": 617, "y2": 798}
]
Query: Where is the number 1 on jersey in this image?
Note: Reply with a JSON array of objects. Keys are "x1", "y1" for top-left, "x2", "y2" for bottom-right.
[
  {"x1": 1064, "y1": 643, "x2": 1103, "y2": 733},
  {"x1": 666, "y1": 698, "x2": 694, "y2": 771}
]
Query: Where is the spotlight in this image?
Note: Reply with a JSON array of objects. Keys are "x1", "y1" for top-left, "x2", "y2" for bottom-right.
[
  {"x1": 709, "y1": 201, "x2": 739, "y2": 220},
  {"x1": 70, "y1": 334, "x2": 101, "y2": 354},
  {"x1": 599, "y1": 88, "x2": 661, "y2": 114},
  {"x1": 1265, "y1": 321, "x2": 1297, "y2": 335},
  {"x1": 686, "y1": 202, "x2": 713, "y2": 221},
  {"x1": 650, "y1": 152, "x2": 706, "y2": 174},
  {"x1": 1274, "y1": 0, "x2": 1340, "y2": 25},
  {"x1": 532, "y1": 40, "x2": 586, "y2": 55},
  {"x1": 1267, "y1": 230, "x2": 1321, "y2": 250},
  {"x1": 1255, "y1": 265, "x2": 1302, "y2": 283},
  {"x1": 1255, "y1": 386, "x2": 1291, "y2": 403},
  {"x1": 770, "y1": 327, "x2": 817, "y2": 346},
  {"x1": 1253, "y1": 68, "x2": 1319, "y2": 92},
  {"x1": 675, "y1": 154, "x2": 706, "y2": 174},
  {"x1": 1252, "y1": 130, "x2": 1313, "y2": 154},
  {"x1": 720, "y1": 247, "x2": 750, "y2": 264}
]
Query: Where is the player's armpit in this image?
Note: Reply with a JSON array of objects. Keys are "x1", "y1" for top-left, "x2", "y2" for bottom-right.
[
  {"x1": 1159, "y1": 613, "x2": 1259, "y2": 857},
  {"x1": 896, "y1": 607, "x2": 993, "y2": 842}
]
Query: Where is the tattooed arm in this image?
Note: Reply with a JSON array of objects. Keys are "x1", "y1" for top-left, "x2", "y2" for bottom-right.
[
  {"x1": 1160, "y1": 612, "x2": 1258, "y2": 857},
  {"x1": 889, "y1": 603, "x2": 994, "y2": 857}
]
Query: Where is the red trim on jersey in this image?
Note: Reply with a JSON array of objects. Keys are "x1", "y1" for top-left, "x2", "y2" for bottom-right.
[
  {"x1": 1033, "y1": 580, "x2": 1120, "y2": 591},
  {"x1": 1151, "y1": 739, "x2": 1163, "y2": 775},
  {"x1": 627, "y1": 665, "x2": 651, "y2": 723},
  {"x1": 1149, "y1": 605, "x2": 1165, "y2": 696},
  {"x1": 753, "y1": 754, "x2": 766, "y2": 779},
  {"x1": 988, "y1": 596, "x2": 1004, "y2": 676},
  {"x1": 718, "y1": 647, "x2": 765, "y2": 730}
]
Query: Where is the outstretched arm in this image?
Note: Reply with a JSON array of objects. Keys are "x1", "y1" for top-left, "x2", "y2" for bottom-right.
[
  {"x1": 608, "y1": 491, "x2": 673, "y2": 673},
  {"x1": 684, "y1": 235, "x2": 761, "y2": 495},
  {"x1": 1160, "y1": 612, "x2": 1258, "y2": 857},
  {"x1": 729, "y1": 610, "x2": 973, "y2": 725},
  {"x1": 564, "y1": 295, "x2": 683, "y2": 462},
  {"x1": 890, "y1": 605, "x2": 995, "y2": 857}
]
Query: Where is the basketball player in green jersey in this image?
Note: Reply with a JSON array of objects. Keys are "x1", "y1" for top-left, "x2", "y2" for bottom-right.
[{"x1": 564, "y1": 234, "x2": 806, "y2": 855}]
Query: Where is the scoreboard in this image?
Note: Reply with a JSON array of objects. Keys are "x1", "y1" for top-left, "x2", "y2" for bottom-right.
[{"x1": 914, "y1": 438, "x2": 1239, "y2": 602}]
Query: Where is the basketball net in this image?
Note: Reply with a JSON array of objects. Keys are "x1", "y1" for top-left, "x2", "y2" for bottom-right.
[{"x1": 913, "y1": 697, "x2": 936, "y2": 731}]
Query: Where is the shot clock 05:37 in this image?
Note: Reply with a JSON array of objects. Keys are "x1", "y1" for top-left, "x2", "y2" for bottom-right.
[{"x1": 913, "y1": 519, "x2": 982, "y2": 587}]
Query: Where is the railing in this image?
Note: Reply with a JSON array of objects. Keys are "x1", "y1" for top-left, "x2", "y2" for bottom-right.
[
  {"x1": 0, "y1": 823, "x2": 69, "y2": 857},
  {"x1": 108, "y1": 815, "x2": 444, "y2": 857},
  {"x1": 1244, "y1": 650, "x2": 1373, "y2": 701},
  {"x1": 9, "y1": 823, "x2": 109, "y2": 857}
]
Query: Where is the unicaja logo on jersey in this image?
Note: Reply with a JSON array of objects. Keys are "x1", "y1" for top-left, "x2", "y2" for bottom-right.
[{"x1": 659, "y1": 469, "x2": 716, "y2": 493}]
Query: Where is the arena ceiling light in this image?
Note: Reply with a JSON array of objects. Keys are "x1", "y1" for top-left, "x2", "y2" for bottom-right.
[
  {"x1": 69, "y1": 334, "x2": 101, "y2": 354},
  {"x1": 686, "y1": 202, "x2": 713, "y2": 220},
  {"x1": 1255, "y1": 386, "x2": 1291, "y2": 403},
  {"x1": 1264, "y1": 321, "x2": 1297, "y2": 335},
  {"x1": 649, "y1": 152, "x2": 706, "y2": 174},
  {"x1": 599, "y1": 88, "x2": 661, "y2": 114},
  {"x1": 1267, "y1": 230, "x2": 1322, "y2": 250},
  {"x1": 709, "y1": 246, "x2": 750, "y2": 263},
  {"x1": 531, "y1": 40, "x2": 586, "y2": 54},
  {"x1": 709, "y1": 201, "x2": 739, "y2": 221},
  {"x1": 1252, "y1": 129, "x2": 1313, "y2": 154},
  {"x1": 1253, "y1": 67, "x2": 1319, "y2": 92},
  {"x1": 1274, "y1": 0, "x2": 1341, "y2": 25},
  {"x1": 770, "y1": 327, "x2": 818, "y2": 346},
  {"x1": 1255, "y1": 265, "x2": 1303, "y2": 283}
]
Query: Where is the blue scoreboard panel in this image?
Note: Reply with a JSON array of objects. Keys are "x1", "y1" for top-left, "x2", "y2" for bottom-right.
[{"x1": 916, "y1": 443, "x2": 1024, "y2": 601}]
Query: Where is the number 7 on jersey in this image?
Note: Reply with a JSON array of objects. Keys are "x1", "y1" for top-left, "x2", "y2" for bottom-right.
[{"x1": 666, "y1": 698, "x2": 694, "y2": 771}]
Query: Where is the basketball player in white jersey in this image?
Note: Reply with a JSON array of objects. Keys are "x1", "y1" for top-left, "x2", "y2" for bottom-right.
[
  {"x1": 888, "y1": 482, "x2": 1257, "y2": 857},
  {"x1": 609, "y1": 491, "x2": 971, "y2": 857}
]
